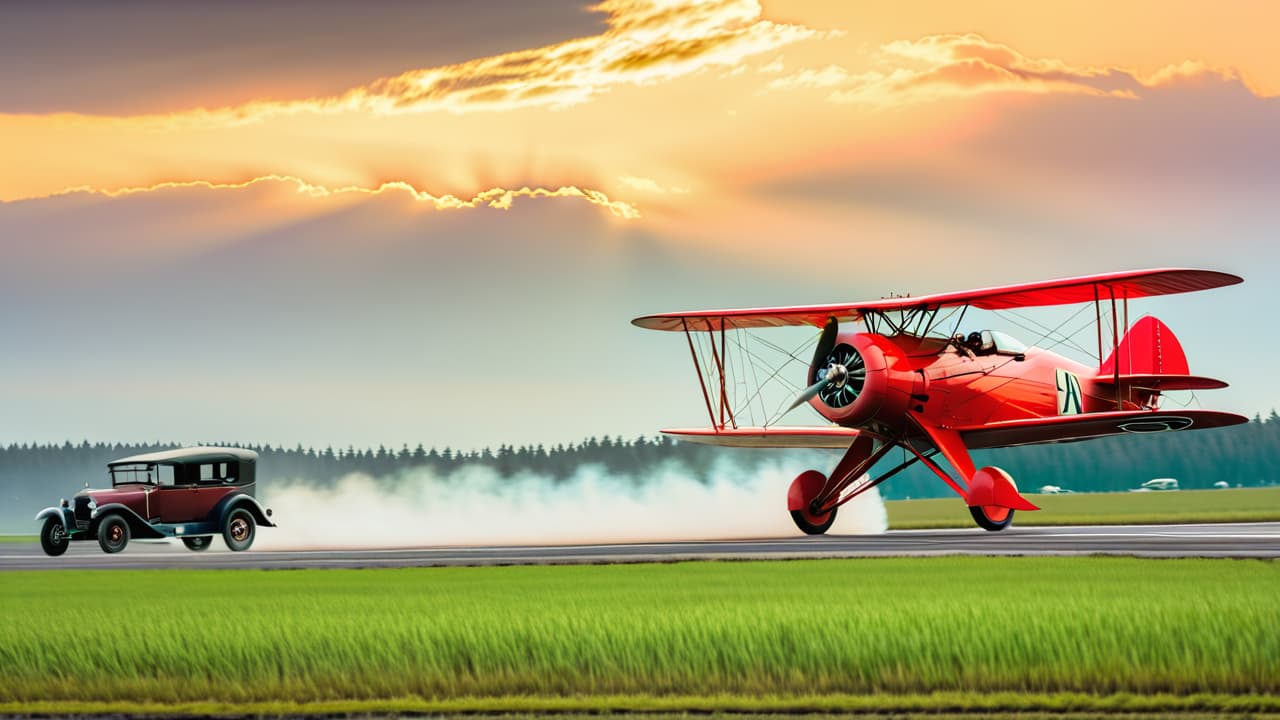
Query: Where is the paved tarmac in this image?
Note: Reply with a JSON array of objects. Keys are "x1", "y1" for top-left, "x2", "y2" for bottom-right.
[{"x1": 3, "y1": 522, "x2": 1278, "y2": 570}]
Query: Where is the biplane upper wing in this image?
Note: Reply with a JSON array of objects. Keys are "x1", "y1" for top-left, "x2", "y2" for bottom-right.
[
  {"x1": 956, "y1": 409, "x2": 1248, "y2": 450},
  {"x1": 662, "y1": 426, "x2": 861, "y2": 449},
  {"x1": 632, "y1": 268, "x2": 1242, "y2": 331}
]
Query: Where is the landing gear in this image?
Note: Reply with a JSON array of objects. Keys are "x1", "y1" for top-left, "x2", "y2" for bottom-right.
[
  {"x1": 969, "y1": 505, "x2": 1015, "y2": 531},
  {"x1": 965, "y1": 466, "x2": 1034, "y2": 532},
  {"x1": 788, "y1": 470, "x2": 837, "y2": 535},
  {"x1": 182, "y1": 536, "x2": 213, "y2": 552}
]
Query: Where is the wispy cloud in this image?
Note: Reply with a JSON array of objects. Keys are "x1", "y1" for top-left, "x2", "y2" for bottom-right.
[
  {"x1": 617, "y1": 174, "x2": 689, "y2": 194},
  {"x1": 765, "y1": 33, "x2": 1247, "y2": 107},
  {"x1": 55, "y1": 175, "x2": 641, "y2": 219}
]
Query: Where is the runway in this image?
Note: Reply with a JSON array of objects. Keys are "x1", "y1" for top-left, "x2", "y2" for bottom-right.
[{"x1": 3, "y1": 522, "x2": 1278, "y2": 570}]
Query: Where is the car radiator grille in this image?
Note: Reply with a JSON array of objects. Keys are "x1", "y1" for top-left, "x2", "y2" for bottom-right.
[{"x1": 73, "y1": 497, "x2": 92, "y2": 529}]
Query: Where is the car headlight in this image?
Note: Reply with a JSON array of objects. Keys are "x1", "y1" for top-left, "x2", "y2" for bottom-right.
[{"x1": 86, "y1": 497, "x2": 97, "y2": 511}]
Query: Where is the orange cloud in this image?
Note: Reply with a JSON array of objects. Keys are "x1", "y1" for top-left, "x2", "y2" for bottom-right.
[
  {"x1": 0, "y1": 0, "x2": 828, "y2": 211},
  {"x1": 56, "y1": 176, "x2": 641, "y2": 219},
  {"x1": 66, "y1": 0, "x2": 823, "y2": 128},
  {"x1": 762, "y1": 33, "x2": 1239, "y2": 106}
]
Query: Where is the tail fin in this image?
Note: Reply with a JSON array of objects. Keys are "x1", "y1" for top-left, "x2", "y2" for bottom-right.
[
  {"x1": 1099, "y1": 315, "x2": 1189, "y2": 377},
  {"x1": 1096, "y1": 316, "x2": 1226, "y2": 391}
]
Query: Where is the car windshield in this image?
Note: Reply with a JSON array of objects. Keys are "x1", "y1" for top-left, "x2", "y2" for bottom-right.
[{"x1": 110, "y1": 463, "x2": 156, "y2": 485}]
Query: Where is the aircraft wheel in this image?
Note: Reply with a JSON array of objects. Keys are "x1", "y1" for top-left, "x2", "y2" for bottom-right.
[
  {"x1": 182, "y1": 536, "x2": 213, "y2": 552},
  {"x1": 40, "y1": 516, "x2": 70, "y2": 557},
  {"x1": 791, "y1": 506, "x2": 838, "y2": 535},
  {"x1": 223, "y1": 508, "x2": 256, "y2": 551},
  {"x1": 97, "y1": 515, "x2": 130, "y2": 553},
  {"x1": 970, "y1": 505, "x2": 1014, "y2": 532},
  {"x1": 788, "y1": 470, "x2": 837, "y2": 535}
]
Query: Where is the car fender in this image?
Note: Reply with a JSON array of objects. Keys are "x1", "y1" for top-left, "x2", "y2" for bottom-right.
[
  {"x1": 91, "y1": 504, "x2": 167, "y2": 539},
  {"x1": 35, "y1": 506, "x2": 74, "y2": 528},
  {"x1": 214, "y1": 493, "x2": 276, "y2": 528}
]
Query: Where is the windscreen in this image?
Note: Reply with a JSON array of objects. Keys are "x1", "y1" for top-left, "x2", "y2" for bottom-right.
[{"x1": 110, "y1": 463, "x2": 156, "y2": 485}]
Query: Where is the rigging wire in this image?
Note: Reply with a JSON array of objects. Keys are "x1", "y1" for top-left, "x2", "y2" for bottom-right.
[
  {"x1": 949, "y1": 303, "x2": 1097, "y2": 410},
  {"x1": 998, "y1": 305, "x2": 1096, "y2": 360},
  {"x1": 729, "y1": 332, "x2": 814, "y2": 426}
]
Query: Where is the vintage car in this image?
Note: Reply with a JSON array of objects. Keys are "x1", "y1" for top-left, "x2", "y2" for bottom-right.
[{"x1": 35, "y1": 446, "x2": 274, "y2": 556}]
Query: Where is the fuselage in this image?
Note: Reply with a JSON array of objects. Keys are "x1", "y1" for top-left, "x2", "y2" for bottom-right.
[{"x1": 810, "y1": 331, "x2": 1152, "y2": 435}]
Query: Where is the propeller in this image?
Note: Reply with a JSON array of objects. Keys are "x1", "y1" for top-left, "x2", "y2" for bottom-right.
[
  {"x1": 811, "y1": 316, "x2": 839, "y2": 373},
  {"x1": 787, "y1": 369, "x2": 843, "y2": 412},
  {"x1": 787, "y1": 318, "x2": 866, "y2": 412}
]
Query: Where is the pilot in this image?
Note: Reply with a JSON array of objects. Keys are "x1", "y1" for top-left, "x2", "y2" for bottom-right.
[{"x1": 965, "y1": 331, "x2": 985, "y2": 354}]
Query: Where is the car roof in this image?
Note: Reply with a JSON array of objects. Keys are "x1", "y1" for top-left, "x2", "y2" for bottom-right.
[{"x1": 108, "y1": 446, "x2": 258, "y2": 467}]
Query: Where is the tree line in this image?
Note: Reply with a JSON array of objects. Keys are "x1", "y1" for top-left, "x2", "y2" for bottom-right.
[{"x1": 2, "y1": 412, "x2": 1277, "y2": 531}]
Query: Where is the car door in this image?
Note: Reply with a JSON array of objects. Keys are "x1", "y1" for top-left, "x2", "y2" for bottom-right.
[
  {"x1": 153, "y1": 463, "x2": 236, "y2": 523},
  {"x1": 184, "y1": 462, "x2": 240, "y2": 522},
  {"x1": 151, "y1": 464, "x2": 200, "y2": 522}
]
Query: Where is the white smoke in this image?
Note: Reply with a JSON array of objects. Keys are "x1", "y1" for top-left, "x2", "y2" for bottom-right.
[{"x1": 256, "y1": 456, "x2": 887, "y2": 549}]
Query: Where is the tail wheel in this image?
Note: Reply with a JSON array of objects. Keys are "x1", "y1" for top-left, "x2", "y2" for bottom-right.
[
  {"x1": 970, "y1": 505, "x2": 1015, "y2": 531},
  {"x1": 40, "y1": 516, "x2": 70, "y2": 557},
  {"x1": 97, "y1": 515, "x2": 130, "y2": 553},
  {"x1": 182, "y1": 536, "x2": 213, "y2": 552},
  {"x1": 223, "y1": 508, "x2": 256, "y2": 551},
  {"x1": 788, "y1": 470, "x2": 837, "y2": 535}
]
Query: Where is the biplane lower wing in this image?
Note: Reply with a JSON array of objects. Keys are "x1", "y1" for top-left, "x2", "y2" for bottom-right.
[
  {"x1": 957, "y1": 410, "x2": 1248, "y2": 449},
  {"x1": 662, "y1": 426, "x2": 861, "y2": 449}
]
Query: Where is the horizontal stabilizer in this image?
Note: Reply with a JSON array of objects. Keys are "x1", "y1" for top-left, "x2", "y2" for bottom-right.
[
  {"x1": 1093, "y1": 374, "x2": 1228, "y2": 391},
  {"x1": 662, "y1": 426, "x2": 860, "y2": 449},
  {"x1": 957, "y1": 409, "x2": 1248, "y2": 449}
]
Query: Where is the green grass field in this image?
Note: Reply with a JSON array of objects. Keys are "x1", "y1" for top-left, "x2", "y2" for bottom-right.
[
  {"x1": 0, "y1": 535, "x2": 35, "y2": 543},
  {"x1": 887, "y1": 486, "x2": 1280, "y2": 529},
  {"x1": 1, "y1": 558, "x2": 1277, "y2": 714}
]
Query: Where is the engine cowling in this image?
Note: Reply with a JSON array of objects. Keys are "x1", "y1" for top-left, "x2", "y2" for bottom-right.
[{"x1": 806, "y1": 332, "x2": 914, "y2": 429}]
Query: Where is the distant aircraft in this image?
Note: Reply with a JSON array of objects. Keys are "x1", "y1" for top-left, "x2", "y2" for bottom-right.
[
  {"x1": 1140, "y1": 478, "x2": 1180, "y2": 491},
  {"x1": 633, "y1": 269, "x2": 1245, "y2": 532}
]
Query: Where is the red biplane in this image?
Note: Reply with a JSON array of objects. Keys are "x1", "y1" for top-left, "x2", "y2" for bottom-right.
[{"x1": 633, "y1": 268, "x2": 1247, "y2": 532}]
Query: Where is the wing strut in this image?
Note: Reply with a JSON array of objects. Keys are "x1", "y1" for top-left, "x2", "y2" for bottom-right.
[
  {"x1": 680, "y1": 317, "x2": 737, "y2": 431},
  {"x1": 682, "y1": 318, "x2": 718, "y2": 428},
  {"x1": 1109, "y1": 287, "x2": 1121, "y2": 410},
  {"x1": 710, "y1": 321, "x2": 736, "y2": 429}
]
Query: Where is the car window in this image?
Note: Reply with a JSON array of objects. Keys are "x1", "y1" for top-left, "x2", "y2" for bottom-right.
[
  {"x1": 194, "y1": 461, "x2": 239, "y2": 484},
  {"x1": 157, "y1": 465, "x2": 176, "y2": 486}
]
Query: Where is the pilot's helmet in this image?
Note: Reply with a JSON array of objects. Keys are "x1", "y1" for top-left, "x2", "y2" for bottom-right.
[{"x1": 965, "y1": 331, "x2": 983, "y2": 347}]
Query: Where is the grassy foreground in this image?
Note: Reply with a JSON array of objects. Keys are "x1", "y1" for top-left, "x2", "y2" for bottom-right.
[
  {"x1": 887, "y1": 486, "x2": 1280, "y2": 529},
  {"x1": 1, "y1": 558, "x2": 1278, "y2": 713}
]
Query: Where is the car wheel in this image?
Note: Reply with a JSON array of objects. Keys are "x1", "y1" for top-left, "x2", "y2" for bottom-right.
[
  {"x1": 97, "y1": 515, "x2": 130, "y2": 554},
  {"x1": 40, "y1": 516, "x2": 70, "y2": 557},
  {"x1": 223, "y1": 508, "x2": 256, "y2": 551},
  {"x1": 182, "y1": 536, "x2": 213, "y2": 552}
]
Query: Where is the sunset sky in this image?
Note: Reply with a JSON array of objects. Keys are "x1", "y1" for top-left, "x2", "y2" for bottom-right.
[{"x1": 2, "y1": 1, "x2": 1276, "y2": 450}]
